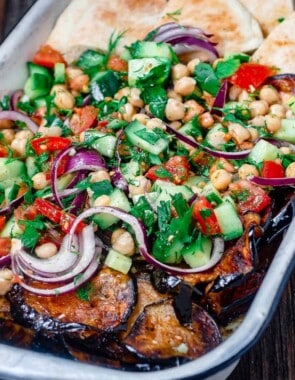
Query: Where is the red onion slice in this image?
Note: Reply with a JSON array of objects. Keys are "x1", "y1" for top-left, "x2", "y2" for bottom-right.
[
  {"x1": 0, "y1": 254, "x2": 11, "y2": 267},
  {"x1": 249, "y1": 176, "x2": 295, "y2": 187},
  {"x1": 0, "y1": 110, "x2": 39, "y2": 133},
  {"x1": 152, "y1": 23, "x2": 213, "y2": 43},
  {"x1": 212, "y1": 80, "x2": 228, "y2": 116},
  {"x1": 0, "y1": 193, "x2": 25, "y2": 216},
  {"x1": 10, "y1": 90, "x2": 24, "y2": 111},
  {"x1": 65, "y1": 148, "x2": 106, "y2": 173}
]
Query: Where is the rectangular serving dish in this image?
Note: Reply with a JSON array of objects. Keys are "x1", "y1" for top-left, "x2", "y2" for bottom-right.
[{"x1": 0, "y1": 2, "x2": 294, "y2": 379}]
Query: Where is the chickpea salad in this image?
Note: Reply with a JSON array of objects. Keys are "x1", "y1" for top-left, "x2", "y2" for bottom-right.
[{"x1": 0, "y1": 23, "x2": 295, "y2": 367}]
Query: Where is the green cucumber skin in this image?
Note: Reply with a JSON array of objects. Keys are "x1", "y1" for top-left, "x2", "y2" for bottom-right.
[
  {"x1": 182, "y1": 236, "x2": 212, "y2": 268},
  {"x1": 248, "y1": 139, "x2": 279, "y2": 164},
  {"x1": 214, "y1": 201, "x2": 243, "y2": 241},
  {"x1": 0, "y1": 159, "x2": 26, "y2": 190},
  {"x1": 85, "y1": 131, "x2": 117, "y2": 158},
  {"x1": 273, "y1": 119, "x2": 295, "y2": 144}
]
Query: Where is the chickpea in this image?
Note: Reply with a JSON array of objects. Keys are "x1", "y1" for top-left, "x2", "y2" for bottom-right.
[
  {"x1": 120, "y1": 103, "x2": 136, "y2": 122},
  {"x1": 228, "y1": 122, "x2": 251, "y2": 145},
  {"x1": 35, "y1": 242, "x2": 58, "y2": 259},
  {"x1": 10, "y1": 137, "x2": 28, "y2": 156},
  {"x1": 66, "y1": 67, "x2": 84, "y2": 80},
  {"x1": 38, "y1": 125, "x2": 62, "y2": 137},
  {"x1": 15, "y1": 130, "x2": 33, "y2": 140},
  {"x1": 269, "y1": 104, "x2": 286, "y2": 118},
  {"x1": 264, "y1": 114, "x2": 281, "y2": 133},
  {"x1": 90, "y1": 170, "x2": 110, "y2": 183},
  {"x1": 199, "y1": 112, "x2": 214, "y2": 128},
  {"x1": 249, "y1": 115, "x2": 265, "y2": 127},
  {"x1": 111, "y1": 228, "x2": 135, "y2": 256},
  {"x1": 249, "y1": 100, "x2": 269, "y2": 117},
  {"x1": 172, "y1": 63, "x2": 190, "y2": 80},
  {"x1": 247, "y1": 127, "x2": 259, "y2": 142},
  {"x1": 167, "y1": 89, "x2": 182, "y2": 102},
  {"x1": 174, "y1": 77, "x2": 196, "y2": 96},
  {"x1": 1, "y1": 129, "x2": 15, "y2": 143},
  {"x1": 94, "y1": 195, "x2": 111, "y2": 207},
  {"x1": 183, "y1": 99, "x2": 204, "y2": 122},
  {"x1": 238, "y1": 164, "x2": 259, "y2": 180},
  {"x1": 128, "y1": 176, "x2": 151, "y2": 196},
  {"x1": 114, "y1": 87, "x2": 130, "y2": 100},
  {"x1": 146, "y1": 118, "x2": 165, "y2": 130},
  {"x1": 209, "y1": 158, "x2": 235, "y2": 175},
  {"x1": 128, "y1": 88, "x2": 144, "y2": 108},
  {"x1": 259, "y1": 85, "x2": 280, "y2": 105},
  {"x1": 187, "y1": 58, "x2": 201, "y2": 74},
  {"x1": 208, "y1": 130, "x2": 228, "y2": 149},
  {"x1": 132, "y1": 113, "x2": 149, "y2": 125},
  {"x1": 286, "y1": 162, "x2": 295, "y2": 178},
  {"x1": 210, "y1": 169, "x2": 232, "y2": 191},
  {"x1": 51, "y1": 85, "x2": 75, "y2": 109},
  {"x1": 165, "y1": 98, "x2": 185, "y2": 121},
  {"x1": 169, "y1": 121, "x2": 182, "y2": 130},
  {"x1": 279, "y1": 146, "x2": 292, "y2": 155},
  {"x1": 0, "y1": 269, "x2": 13, "y2": 296},
  {"x1": 229, "y1": 85, "x2": 242, "y2": 101},
  {"x1": 238, "y1": 90, "x2": 251, "y2": 103},
  {"x1": 69, "y1": 74, "x2": 89, "y2": 92},
  {"x1": 32, "y1": 172, "x2": 49, "y2": 190}
]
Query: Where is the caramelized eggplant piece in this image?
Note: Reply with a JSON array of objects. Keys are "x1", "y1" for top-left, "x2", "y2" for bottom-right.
[
  {"x1": 151, "y1": 269, "x2": 181, "y2": 294},
  {"x1": 124, "y1": 299, "x2": 221, "y2": 361},
  {"x1": 0, "y1": 296, "x2": 10, "y2": 319},
  {"x1": 173, "y1": 283, "x2": 193, "y2": 325},
  {"x1": 0, "y1": 318, "x2": 35, "y2": 348}
]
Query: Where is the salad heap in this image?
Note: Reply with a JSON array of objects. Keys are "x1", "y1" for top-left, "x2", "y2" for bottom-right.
[{"x1": 0, "y1": 23, "x2": 294, "y2": 365}]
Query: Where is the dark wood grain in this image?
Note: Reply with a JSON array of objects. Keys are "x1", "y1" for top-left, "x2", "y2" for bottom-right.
[{"x1": 0, "y1": 2, "x2": 294, "y2": 380}]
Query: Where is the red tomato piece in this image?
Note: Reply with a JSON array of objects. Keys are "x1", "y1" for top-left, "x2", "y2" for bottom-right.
[
  {"x1": 14, "y1": 204, "x2": 39, "y2": 223},
  {"x1": 261, "y1": 161, "x2": 285, "y2": 178},
  {"x1": 45, "y1": 154, "x2": 69, "y2": 181},
  {"x1": 229, "y1": 63, "x2": 275, "y2": 90},
  {"x1": 70, "y1": 106, "x2": 98, "y2": 134},
  {"x1": 0, "y1": 238, "x2": 11, "y2": 257},
  {"x1": 145, "y1": 165, "x2": 166, "y2": 182},
  {"x1": 33, "y1": 45, "x2": 66, "y2": 68},
  {"x1": 146, "y1": 156, "x2": 190, "y2": 185},
  {"x1": 31, "y1": 137, "x2": 71, "y2": 155},
  {"x1": 107, "y1": 55, "x2": 128, "y2": 72},
  {"x1": 0, "y1": 145, "x2": 9, "y2": 157},
  {"x1": 192, "y1": 196, "x2": 221, "y2": 235},
  {"x1": 0, "y1": 216, "x2": 6, "y2": 232}
]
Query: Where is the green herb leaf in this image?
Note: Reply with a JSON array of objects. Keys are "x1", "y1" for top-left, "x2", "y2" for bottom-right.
[
  {"x1": 76, "y1": 282, "x2": 92, "y2": 301},
  {"x1": 194, "y1": 63, "x2": 220, "y2": 96},
  {"x1": 134, "y1": 128, "x2": 160, "y2": 144},
  {"x1": 154, "y1": 166, "x2": 173, "y2": 179},
  {"x1": 165, "y1": 8, "x2": 182, "y2": 21},
  {"x1": 215, "y1": 58, "x2": 240, "y2": 79},
  {"x1": 171, "y1": 193, "x2": 189, "y2": 218},
  {"x1": 21, "y1": 225, "x2": 41, "y2": 249},
  {"x1": 130, "y1": 197, "x2": 155, "y2": 235},
  {"x1": 141, "y1": 86, "x2": 168, "y2": 119},
  {"x1": 157, "y1": 200, "x2": 171, "y2": 232}
]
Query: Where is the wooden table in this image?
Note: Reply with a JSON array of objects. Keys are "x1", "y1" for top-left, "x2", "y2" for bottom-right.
[{"x1": 0, "y1": 1, "x2": 294, "y2": 379}]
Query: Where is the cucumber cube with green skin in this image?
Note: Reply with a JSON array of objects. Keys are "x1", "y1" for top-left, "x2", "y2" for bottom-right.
[
  {"x1": 24, "y1": 74, "x2": 52, "y2": 100},
  {"x1": 204, "y1": 123, "x2": 228, "y2": 150},
  {"x1": 125, "y1": 120, "x2": 169, "y2": 155},
  {"x1": 76, "y1": 49, "x2": 105, "y2": 70},
  {"x1": 27, "y1": 62, "x2": 52, "y2": 79},
  {"x1": 128, "y1": 58, "x2": 171, "y2": 87},
  {"x1": 153, "y1": 238, "x2": 184, "y2": 264},
  {"x1": 54, "y1": 63, "x2": 66, "y2": 84},
  {"x1": 0, "y1": 159, "x2": 26, "y2": 190},
  {"x1": 105, "y1": 249, "x2": 132, "y2": 274},
  {"x1": 201, "y1": 182, "x2": 223, "y2": 205},
  {"x1": 273, "y1": 119, "x2": 295, "y2": 144},
  {"x1": 128, "y1": 41, "x2": 173, "y2": 60},
  {"x1": 248, "y1": 139, "x2": 280, "y2": 164},
  {"x1": 0, "y1": 216, "x2": 22, "y2": 238},
  {"x1": 90, "y1": 71, "x2": 120, "y2": 101},
  {"x1": 182, "y1": 235, "x2": 213, "y2": 268},
  {"x1": 214, "y1": 201, "x2": 243, "y2": 241},
  {"x1": 84, "y1": 130, "x2": 117, "y2": 158},
  {"x1": 152, "y1": 179, "x2": 193, "y2": 201}
]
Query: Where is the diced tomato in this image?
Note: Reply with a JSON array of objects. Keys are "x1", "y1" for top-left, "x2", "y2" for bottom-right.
[
  {"x1": 0, "y1": 145, "x2": 9, "y2": 157},
  {"x1": 45, "y1": 154, "x2": 69, "y2": 181},
  {"x1": 31, "y1": 136, "x2": 71, "y2": 155},
  {"x1": 14, "y1": 204, "x2": 39, "y2": 223},
  {"x1": 229, "y1": 63, "x2": 276, "y2": 90},
  {"x1": 70, "y1": 106, "x2": 98, "y2": 134},
  {"x1": 0, "y1": 216, "x2": 6, "y2": 232},
  {"x1": 107, "y1": 55, "x2": 128, "y2": 72},
  {"x1": 33, "y1": 44, "x2": 66, "y2": 69},
  {"x1": 192, "y1": 196, "x2": 221, "y2": 235},
  {"x1": 0, "y1": 238, "x2": 11, "y2": 257},
  {"x1": 146, "y1": 156, "x2": 190, "y2": 185},
  {"x1": 261, "y1": 161, "x2": 285, "y2": 178}
]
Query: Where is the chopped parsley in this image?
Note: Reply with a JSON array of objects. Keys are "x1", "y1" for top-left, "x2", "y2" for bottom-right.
[
  {"x1": 215, "y1": 58, "x2": 240, "y2": 79},
  {"x1": 165, "y1": 8, "x2": 182, "y2": 21},
  {"x1": 154, "y1": 166, "x2": 173, "y2": 179},
  {"x1": 141, "y1": 86, "x2": 168, "y2": 120},
  {"x1": 19, "y1": 215, "x2": 46, "y2": 249},
  {"x1": 76, "y1": 282, "x2": 92, "y2": 301},
  {"x1": 134, "y1": 128, "x2": 160, "y2": 144},
  {"x1": 194, "y1": 63, "x2": 220, "y2": 96},
  {"x1": 0, "y1": 95, "x2": 10, "y2": 111}
]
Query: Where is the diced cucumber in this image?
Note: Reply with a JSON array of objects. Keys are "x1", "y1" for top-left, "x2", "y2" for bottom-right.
[
  {"x1": 5, "y1": 184, "x2": 20, "y2": 203},
  {"x1": 24, "y1": 74, "x2": 52, "y2": 100},
  {"x1": 273, "y1": 119, "x2": 295, "y2": 144},
  {"x1": 248, "y1": 139, "x2": 279, "y2": 164},
  {"x1": 204, "y1": 123, "x2": 228, "y2": 150},
  {"x1": 25, "y1": 156, "x2": 39, "y2": 178},
  {"x1": 107, "y1": 119, "x2": 127, "y2": 131},
  {"x1": 56, "y1": 173, "x2": 74, "y2": 190},
  {"x1": 128, "y1": 58, "x2": 171, "y2": 87},
  {"x1": 54, "y1": 63, "x2": 66, "y2": 84},
  {"x1": 0, "y1": 159, "x2": 26, "y2": 190},
  {"x1": 223, "y1": 195, "x2": 237, "y2": 209},
  {"x1": 125, "y1": 120, "x2": 169, "y2": 155},
  {"x1": 287, "y1": 96, "x2": 295, "y2": 114},
  {"x1": 182, "y1": 235, "x2": 212, "y2": 268},
  {"x1": 201, "y1": 182, "x2": 222, "y2": 205},
  {"x1": 129, "y1": 41, "x2": 173, "y2": 60},
  {"x1": 104, "y1": 249, "x2": 132, "y2": 274},
  {"x1": 93, "y1": 188, "x2": 130, "y2": 229},
  {"x1": 132, "y1": 191, "x2": 159, "y2": 205},
  {"x1": 153, "y1": 239, "x2": 184, "y2": 264},
  {"x1": 184, "y1": 175, "x2": 208, "y2": 188},
  {"x1": 84, "y1": 130, "x2": 117, "y2": 158},
  {"x1": 0, "y1": 216, "x2": 22, "y2": 238},
  {"x1": 178, "y1": 119, "x2": 202, "y2": 142},
  {"x1": 90, "y1": 71, "x2": 120, "y2": 101},
  {"x1": 121, "y1": 160, "x2": 141, "y2": 182},
  {"x1": 27, "y1": 62, "x2": 52, "y2": 79},
  {"x1": 152, "y1": 180, "x2": 193, "y2": 200},
  {"x1": 214, "y1": 201, "x2": 243, "y2": 241},
  {"x1": 76, "y1": 49, "x2": 105, "y2": 70}
]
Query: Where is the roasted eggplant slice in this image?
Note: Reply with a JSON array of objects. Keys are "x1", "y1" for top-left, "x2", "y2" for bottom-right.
[
  {"x1": 124, "y1": 299, "x2": 221, "y2": 361},
  {"x1": 0, "y1": 318, "x2": 35, "y2": 349}
]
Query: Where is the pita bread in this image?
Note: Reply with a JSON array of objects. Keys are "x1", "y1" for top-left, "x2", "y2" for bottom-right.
[
  {"x1": 47, "y1": 0, "x2": 263, "y2": 63},
  {"x1": 240, "y1": 0, "x2": 294, "y2": 36},
  {"x1": 251, "y1": 13, "x2": 295, "y2": 74}
]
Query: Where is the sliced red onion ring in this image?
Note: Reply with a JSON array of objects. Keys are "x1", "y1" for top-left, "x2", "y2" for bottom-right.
[
  {"x1": 266, "y1": 74, "x2": 295, "y2": 93},
  {"x1": 0, "y1": 193, "x2": 25, "y2": 216},
  {"x1": 152, "y1": 23, "x2": 213, "y2": 43},
  {"x1": 10, "y1": 90, "x2": 24, "y2": 111},
  {"x1": 165, "y1": 123, "x2": 251, "y2": 159},
  {"x1": 68, "y1": 207, "x2": 225, "y2": 275},
  {"x1": 111, "y1": 168, "x2": 129, "y2": 193},
  {"x1": 212, "y1": 80, "x2": 228, "y2": 116},
  {"x1": 70, "y1": 190, "x2": 87, "y2": 215},
  {"x1": 0, "y1": 254, "x2": 11, "y2": 267},
  {"x1": 66, "y1": 148, "x2": 106, "y2": 173},
  {"x1": 249, "y1": 176, "x2": 295, "y2": 187},
  {"x1": 44, "y1": 188, "x2": 82, "y2": 201},
  {"x1": 0, "y1": 110, "x2": 38, "y2": 133}
]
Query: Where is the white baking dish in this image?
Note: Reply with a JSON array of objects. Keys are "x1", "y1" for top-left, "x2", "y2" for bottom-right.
[{"x1": 0, "y1": 2, "x2": 294, "y2": 379}]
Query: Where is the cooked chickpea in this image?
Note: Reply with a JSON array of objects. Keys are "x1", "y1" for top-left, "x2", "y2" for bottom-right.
[
  {"x1": 51, "y1": 85, "x2": 75, "y2": 109},
  {"x1": 199, "y1": 112, "x2": 214, "y2": 128},
  {"x1": 111, "y1": 228, "x2": 135, "y2": 256},
  {"x1": 11, "y1": 137, "x2": 28, "y2": 156},
  {"x1": 66, "y1": 67, "x2": 84, "y2": 80},
  {"x1": 279, "y1": 146, "x2": 292, "y2": 155},
  {"x1": 69, "y1": 74, "x2": 89, "y2": 92},
  {"x1": 165, "y1": 98, "x2": 185, "y2": 121},
  {"x1": 269, "y1": 104, "x2": 286, "y2": 118},
  {"x1": 15, "y1": 130, "x2": 33, "y2": 140},
  {"x1": 129, "y1": 88, "x2": 144, "y2": 108},
  {"x1": 120, "y1": 103, "x2": 136, "y2": 122},
  {"x1": 264, "y1": 114, "x2": 281, "y2": 133},
  {"x1": 238, "y1": 90, "x2": 251, "y2": 103},
  {"x1": 94, "y1": 195, "x2": 111, "y2": 207},
  {"x1": 249, "y1": 100, "x2": 269, "y2": 117},
  {"x1": 187, "y1": 58, "x2": 200, "y2": 74},
  {"x1": 114, "y1": 87, "x2": 130, "y2": 100},
  {"x1": 169, "y1": 121, "x2": 182, "y2": 130},
  {"x1": 172, "y1": 64, "x2": 190, "y2": 80},
  {"x1": 210, "y1": 169, "x2": 232, "y2": 191},
  {"x1": 38, "y1": 125, "x2": 62, "y2": 137},
  {"x1": 90, "y1": 170, "x2": 110, "y2": 183},
  {"x1": 208, "y1": 130, "x2": 228, "y2": 149},
  {"x1": 32, "y1": 172, "x2": 49, "y2": 190},
  {"x1": 0, "y1": 269, "x2": 13, "y2": 296},
  {"x1": 247, "y1": 127, "x2": 259, "y2": 142},
  {"x1": 238, "y1": 164, "x2": 259, "y2": 180},
  {"x1": 146, "y1": 118, "x2": 165, "y2": 130},
  {"x1": 128, "y1": 176, "x2": 151, "y2": 196},
  {"x1": 286, "y1": 162, "x2": 295, "y2": 178},
  {"x1": 131, "y1": 113, "x2": 149, "y2": 125},
  {"x1": 249, "y1": 115, "x2": 265, "y2": 127},
  {"x1": 167, "y1": 89, "x2": 182, "y2": 102},
  {"x1": 228, "y1": 122, "x2": 251, "y2": 145},
  {"x1": 174, "y1": 76, "x2": 196, "y2": 96},
  {"x1": 183, "y1": 99, "x2": 204, "y2": 122},
  {"x1": 1, "y1": 129, "x2": 15, "y2": 144},
  {"x1": 259, "y1": 85, "x2": 279, "y2": 105},
  {"x1": 35, "y1": 242, "x2": 58, "y2": 259},
  {"x1": 229, "y1": 85, "x2": 242, "y2": 101}
]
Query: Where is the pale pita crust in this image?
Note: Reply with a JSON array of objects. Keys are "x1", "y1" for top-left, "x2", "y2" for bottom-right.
[
  {"x1": 47, "y1": 0, "x2": 263, "y2": 63},
  {"x1": 251, "y1": 13, "x2": 295, "y2": 74},
  {"x1": 240, "y1": 0, "x2": 294, "y2": 36}
]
